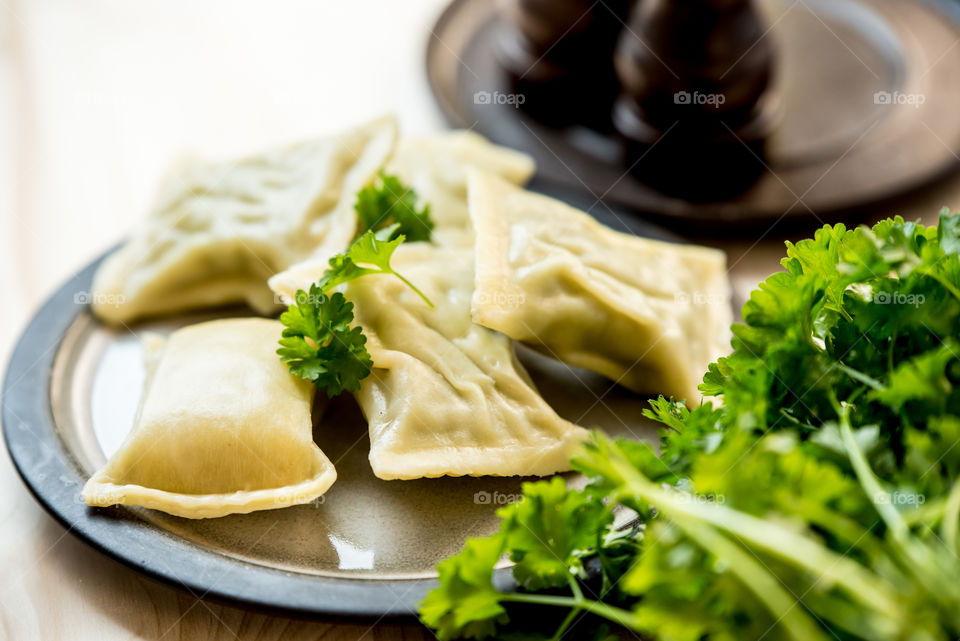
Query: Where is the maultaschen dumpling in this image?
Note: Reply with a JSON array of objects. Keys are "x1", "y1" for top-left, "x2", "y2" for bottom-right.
[
  {"x1": 467, "y1": 169, "x2": 732, "y2": 403},
  {"x1": 342, "y1": 243, "x2": 589, "y2": 480},
  {"x1": 83, "y1": 318, "x2": 336, "y2": 518},
  {"x1": 91, "y1": 116, "x2": 397, "y2": 324}
]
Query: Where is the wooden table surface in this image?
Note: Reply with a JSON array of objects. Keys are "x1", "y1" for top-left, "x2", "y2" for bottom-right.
[{"x1": 1, "y1": 1, "x2": 959, "y2": 639}]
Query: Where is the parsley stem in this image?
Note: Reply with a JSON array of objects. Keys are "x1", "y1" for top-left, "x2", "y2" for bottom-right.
[
  {"x1": 836, "y1": 406, "x2": 904, "y2": 536},
  {"x1": 600, "y1": 438, "x2": 903, "y2": 619},
  {"x1": 566, "y1": 573, "x2": 583, "y2": 602},
  {"x1": 918, "y1": 266, "x2": 960, "y2": 302},
  {"x1": 577, "y1": 599, "x2": 638, "y2": 630},
  {"x1": 500, "y1": 593, "x2": 637, "y2": 630},
  {"x1": 793, "y1": 497, "x2": 889, "y2": 566},
  {"x1": 548, "y1": 606, "x2": 580, "y2": 641},
  {"x1": 942, "y1": 477, "x2": 960, "y2": 556},
  {"x1": 835, "y1": 362, "x2": 884, "y2": 391},
  {"x1": 901, "y1": 496, "x2": 944, "y2": 526},
  {"x1": 387, "y1": 269, "x2": 434, "y2": 308},
  {"x1": 669, "y1": 511, "x2": 831, "y2": 641},
  {"x1": 838, "y1": 407, "x2": 960, "y2": 607}
]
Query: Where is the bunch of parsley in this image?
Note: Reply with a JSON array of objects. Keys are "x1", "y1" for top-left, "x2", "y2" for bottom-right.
[
  {"x1": 420, "y1": 211, "x2": 960, "y2": 641},
  {"x1": 277, "y1": 175, "x2": 432, "y2": 395}
]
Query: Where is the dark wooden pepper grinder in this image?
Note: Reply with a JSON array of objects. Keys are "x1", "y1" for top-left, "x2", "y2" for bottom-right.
[
  {"x1": 496, "y1": 0, "x2": 634, "y2": 128},
  {"x1": 613, "y1": 0, "x2": 778, "y2": 199}
]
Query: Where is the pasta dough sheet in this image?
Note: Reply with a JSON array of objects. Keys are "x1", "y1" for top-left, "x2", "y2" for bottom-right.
[{"x1": 83, "y1": 318, "x2": 337, "y2": 518}]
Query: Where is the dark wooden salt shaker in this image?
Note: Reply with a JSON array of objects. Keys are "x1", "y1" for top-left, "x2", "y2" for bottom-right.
[
  {"x1": 496, "y1": 0, "x2": 634, "y2": 128},
  {"x1": 613, "y1": 0, "x2": 778, "y2": 198}
]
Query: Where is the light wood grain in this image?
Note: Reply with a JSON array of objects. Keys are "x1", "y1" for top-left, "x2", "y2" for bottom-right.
[{"x1": 2, "y1": 1, "x2": 960, "y2": 639}]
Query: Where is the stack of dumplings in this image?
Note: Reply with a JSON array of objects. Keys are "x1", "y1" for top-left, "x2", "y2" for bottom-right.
[{"x1": 83, "y1": 116, "x2": 732, "y2": 518}]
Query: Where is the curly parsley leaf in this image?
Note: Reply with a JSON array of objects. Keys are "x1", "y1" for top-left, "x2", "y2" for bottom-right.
[
  {"x1": 869, "y1": 340, "x2": 957, "y2": 413},
  {"x1": 499, "y1": 477, "x2": 612, "y2": 591},
  {"x1": 420, "y1": 478, "x2": 637, "y2": 641},
  {"x1": 276, "y1": 285, "x2": 372, "y2": 396},
  {"x1": 355, "y1": 172, "x2": 434, "y2": 242},
  {"x1": 419, "y1": 535, "x2": 508, "y2": 640},
  {"x1": 278, "y1": 227, "x2": 432, "y2": 396}
]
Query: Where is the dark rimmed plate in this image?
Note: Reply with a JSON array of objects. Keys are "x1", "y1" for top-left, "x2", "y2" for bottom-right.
[{"x1": 3, "y1": 212, "x2": 671, "y2": 617}]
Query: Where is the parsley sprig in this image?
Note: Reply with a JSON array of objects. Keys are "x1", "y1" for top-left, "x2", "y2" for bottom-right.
[
  {"x1": 315, "y1": 227, "x2": 432, "y2": 306},
  {"x1": 277, "y1": 225, "x2": 432, "y2": 396},
  {"x1": 420, "y1": 211, "x2": 960, "y2": 641},
  {"x1": 278, "y1": 173, "x2": 434, "y2": 395},
  {"x1": 277, "y1": 286, "x2": 371, "y2": 397}
]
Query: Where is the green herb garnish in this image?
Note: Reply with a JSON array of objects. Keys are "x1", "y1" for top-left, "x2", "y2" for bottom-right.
[
  {"x1": 420, "y1": 211, "x2": 960, "y2": 641},
  {"x1": 277, "y1": 287, "x2": 371, "y2": 397},
  {"x1": 316, "y1": 226, "x2": 432, "y2": 306},
  {"x1": 278, "y1": 226, "x2": 431, "y2": 396},
  {"x1": 355, "y1": 172, "x2": 434, "y2": 242}
]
